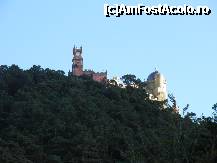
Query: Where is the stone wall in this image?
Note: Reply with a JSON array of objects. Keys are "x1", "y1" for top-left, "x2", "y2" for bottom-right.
[{"x1": 92, "y1": 73, "x2": 107, "y2": 82}]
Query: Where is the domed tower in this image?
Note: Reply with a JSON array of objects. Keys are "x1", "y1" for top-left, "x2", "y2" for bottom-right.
[
  {"x1": 146, "y1": 70, "x2": 167, "y2": 101},
  {"x1": 72, "y1": 46, "x2": 83, "y2": 76}
]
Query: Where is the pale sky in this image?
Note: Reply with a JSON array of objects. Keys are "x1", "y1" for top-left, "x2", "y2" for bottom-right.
[{"x1": 0, "y1": 0, "x2": 217, "y2": 116}]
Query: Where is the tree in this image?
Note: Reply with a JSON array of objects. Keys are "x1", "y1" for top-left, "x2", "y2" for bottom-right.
[
  {"x1": 212, "y1": 103, "x2": 217, "y2": 123},
  {"x1": 121, "y1": 74, "x2": 137, "y2": 86},
  {"x1": 0, "y1": 64, "x2": 217, "y2": 162}
]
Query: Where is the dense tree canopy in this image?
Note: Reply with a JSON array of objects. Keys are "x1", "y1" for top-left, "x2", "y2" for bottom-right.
[{"x1": 0, "y1": 65, "x2": 216, "y2": 163}]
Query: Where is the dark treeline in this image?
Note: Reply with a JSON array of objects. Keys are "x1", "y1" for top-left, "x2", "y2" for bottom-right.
[{"x1": 0, "y1": 64, "x2": 216, "y2": 163}]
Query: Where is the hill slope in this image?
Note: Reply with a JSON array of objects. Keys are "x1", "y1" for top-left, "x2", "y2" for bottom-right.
[{"x1": 0, "y1": 65, "x2": 216, "y2": 163}]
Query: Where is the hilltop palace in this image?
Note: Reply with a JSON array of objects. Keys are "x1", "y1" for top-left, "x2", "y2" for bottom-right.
[{"x1": 71, "y1": 46, "x2": 168, "y2": 102}]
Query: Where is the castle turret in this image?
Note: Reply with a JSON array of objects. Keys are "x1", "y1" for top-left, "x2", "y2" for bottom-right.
[
  {"x1": 146, "y1": 70, "x2": 167, "y2": 101},
  {"x1": 72, "y1": 46, "x2": 83, "y2": 76}
]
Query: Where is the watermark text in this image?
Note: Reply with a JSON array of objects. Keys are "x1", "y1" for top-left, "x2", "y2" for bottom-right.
[{"x1": 104, "y1": 4, "x2": 212, "y2": 17}]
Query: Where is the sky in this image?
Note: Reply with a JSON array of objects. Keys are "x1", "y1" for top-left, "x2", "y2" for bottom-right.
[{"x1": 0, "y1": 0, "x2": 216, "y2": 117}]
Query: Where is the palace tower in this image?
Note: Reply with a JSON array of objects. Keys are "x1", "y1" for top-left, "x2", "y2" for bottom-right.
[
  {"x1": 72, "y1": 46, "x2": 83, "y2": 76},
  {"x1": 72, "y1": 46, "x2": 107, "y2": 83}
]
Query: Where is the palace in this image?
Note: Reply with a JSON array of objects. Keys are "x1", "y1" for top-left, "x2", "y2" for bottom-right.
[
  {"x1": 71, "y1": 45, "x2": 179, "y2": 112},
  {"x1": 71, "y1": 46, "x2": 107, "y2": 83},
  {"x1": 71, "y1": 45, "x2": 167, "y2": 101}
]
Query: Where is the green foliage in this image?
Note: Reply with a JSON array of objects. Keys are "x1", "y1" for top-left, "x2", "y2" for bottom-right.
[
  {"x1": 0, "y1": 65, "x2": 216, "y2": 163},
  {"x1": 121, "y1": 74, "x2": 144, "y2": 88}
]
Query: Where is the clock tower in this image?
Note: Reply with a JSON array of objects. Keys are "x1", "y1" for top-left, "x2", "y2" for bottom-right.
[{"x1": 72, "y1": 46, "x2": 83, "y2": 76}]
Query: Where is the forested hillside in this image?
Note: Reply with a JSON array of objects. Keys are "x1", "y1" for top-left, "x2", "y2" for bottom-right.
[{"x1": 0, "y1": 65, "x2": 216, "y2": 163}]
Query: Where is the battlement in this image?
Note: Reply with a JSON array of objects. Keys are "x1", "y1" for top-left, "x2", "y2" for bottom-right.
[
  {"x1": 84, "y1": 69, "x2": 94, "y2": 72},
  {"x1": 73, "y1": 46, "x2": 82, "y2": 56},
  {"x1": 93, "y1": 71, "x2": 107, "y2": 75}
]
